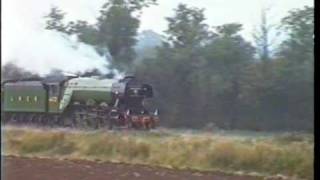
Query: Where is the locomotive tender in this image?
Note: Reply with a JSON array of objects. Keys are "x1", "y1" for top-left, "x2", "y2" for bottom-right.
[{"x1": 1, "y1": 75, "x2": 159, "y2": 129}]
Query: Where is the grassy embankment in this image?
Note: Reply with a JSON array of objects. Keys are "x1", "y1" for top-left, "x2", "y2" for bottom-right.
[{"x1": 2, "y1": 126, "x2": 314, "y2": 180}]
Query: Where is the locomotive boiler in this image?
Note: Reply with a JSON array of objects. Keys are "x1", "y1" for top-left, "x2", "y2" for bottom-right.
[{"x1": 1, "y1": 75, "x2": 159, "y2": 130}]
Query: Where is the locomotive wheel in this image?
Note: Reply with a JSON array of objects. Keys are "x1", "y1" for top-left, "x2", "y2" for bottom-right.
[
  {"x1": 38, "y1": 115, "x2": 44, "y2": 127},
  {"x1": 53, "y1": 115, "x2": 61, "y2": 127},
  {"x1": 61, "y1": 116, "x2": 74, "y2": 128},
  {"x1": 96, "y1": 117, "x2": 105, "y2": 129},
  {"x1": 88, "y1": 116, "x2": 98, "y2": 129},
  {"x1": 26, "y1": 114, "x2": 35, "y2": 125},
  {"x1": 127, "y1": 120, "x2": 133, "y2": 129},
  {"x1": 150, "y1": 121, "x2": 156, "y2": 129},
  {"x1": 74, "y1": 114, "x2": 88, "y2": 129},
  {"x1": 44, "y1": 115, "x2": 53, "y2": 127},
  {"x1": 16, "y1": 113, "x2": 23, "y2": 124},
  {"x1": 3, "y1": 113, "x2": 11, "y2": 125},
  {"x1": 9, "y1": 114, "x2": 17, "y2": 124},
  {"x1": 108, "y1": 118, "x2": 114, "y2": 130},
  {"x1": 44, "y1": 114, "x2": 55, "y2": 127},
  {"x1": 16, "y1": 114, "x2": 23, "y2": 125},
  {"x1": 98, "y1": 113, "x2": 110, "y2": 129},
  {"x1": 93, "y1": 119, "x2": 99, "y2": 129},
  {"x1": 72, "y1": 107, "x2": 90, "y2": 129},
  {"x1": 59, "y1": 117, "x2": 66, "y2": 127},
  {"x1": 19, "y1": 114, "x2": 26, "y2": 125},
  {"x1": 34, "y1": 114, "x2": 43, "y2": 125},
  {"x1": 29, "y1": 114, "x2": 35, "y2": 125},
  {"x1": 41, "y1": 114, "x2": 49, "y2": 127}
]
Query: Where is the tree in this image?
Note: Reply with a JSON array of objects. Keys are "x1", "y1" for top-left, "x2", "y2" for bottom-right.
[
  {"x1": 136, "y1": 6, "x2": 256, "y2": 129},
  {"x1": 45, "y1": 0, "x2": 157, "y2": 72},
  {"x1": 279, "y1": 6, "x2": 314, "y2": 63},
  {"x1": 166, "y1": 4, "x2": 213, "y2": 49},
  {"x1": 102, "y1": 0, "x2": 157, "y2": 12},
  {"x1": 276, "y1": 6, "x2": 314, "y2": 131},
  {"x1": 45, "y1": 6, "x2": 69, "y2": 33},
  {"x1": 203, "y1": 23, "x2": 255, "y2": 129},
  {"x1": 135, "y1": 4, "x2": 213, "y2": 127},
  {"x1": 162, "y1": 4, "x2": 213, "y2": 127},
  {"x1": 253, "y1": 7, "x2": 277, "y2": 62},
  {"x1": 96, "y1": 1, "x2": 140, "y2": 71}
]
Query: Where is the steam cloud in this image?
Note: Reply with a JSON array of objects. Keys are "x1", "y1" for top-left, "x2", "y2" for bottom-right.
[{"x1": 2, "y1": 0, "x2": 111, "y2": 76}]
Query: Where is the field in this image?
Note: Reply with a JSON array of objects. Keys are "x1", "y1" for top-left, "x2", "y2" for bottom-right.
[
  {"x1": 3, "y1": 155, "x2": 259, "y2": 180},
  {"x1": 2, "y1": 126, "x2": 314, "y2": 180}
]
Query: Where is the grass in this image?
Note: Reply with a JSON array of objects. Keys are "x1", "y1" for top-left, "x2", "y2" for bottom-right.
[{"x1": 2, "y1": 126, "x2": 314, "y2": 180}]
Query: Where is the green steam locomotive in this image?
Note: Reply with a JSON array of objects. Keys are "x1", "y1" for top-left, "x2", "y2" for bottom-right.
[{"x1": 1, "y1": 75, "x2": 159, "y2": 129}]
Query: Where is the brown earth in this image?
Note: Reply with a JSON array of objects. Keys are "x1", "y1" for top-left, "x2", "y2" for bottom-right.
[{"x1": 2, "y1": 155, "x2": 262, "y2": 180}]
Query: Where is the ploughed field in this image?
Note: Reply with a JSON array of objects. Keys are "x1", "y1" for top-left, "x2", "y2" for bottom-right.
[
  {"x1": 2, "y1": 126, "x2": 314, "y2": 180},
  {"x1": 3, "y1": 155, "x2": 260, "y2": 180}
]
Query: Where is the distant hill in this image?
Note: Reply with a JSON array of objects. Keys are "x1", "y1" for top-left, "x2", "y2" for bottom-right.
[
  {"x1": 136, "y1": 30, "x2": 164, "y2": 50},
  {"x1": 135, "y1": 30, "x2": 164, "y2": 62}
]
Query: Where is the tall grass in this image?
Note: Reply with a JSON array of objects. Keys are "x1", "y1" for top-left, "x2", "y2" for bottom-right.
[{"x1": 3, "y1": 127, "x2": 314, "y2": 179}]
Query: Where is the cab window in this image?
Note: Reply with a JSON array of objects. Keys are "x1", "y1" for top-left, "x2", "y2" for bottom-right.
[{"x1": 49, "y1": 84, "x2": 59, "y2": 96}]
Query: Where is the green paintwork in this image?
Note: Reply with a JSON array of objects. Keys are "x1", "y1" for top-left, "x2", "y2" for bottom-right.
[
  {"x1": 71, "y1": 90, "x2": 112, "y2": 104},
  {"x1": 58, "y1": 77, "x2": 115, "y2": 111},
  {"x1": 3, "y1": 85, "x2": 47, "y2": 113},
  {"x1": 3, "y1": 78, "x2": 115, "y2": 114}
]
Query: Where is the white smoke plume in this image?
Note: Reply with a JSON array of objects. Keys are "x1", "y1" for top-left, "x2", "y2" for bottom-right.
[{"x1": 2, "y1": 0, "x2": 114, "y2": 76}]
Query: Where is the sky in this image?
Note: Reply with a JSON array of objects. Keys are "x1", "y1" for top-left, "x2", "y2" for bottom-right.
[{"x1": 2, "y1": 0, "x2": 314, "y2": 75}]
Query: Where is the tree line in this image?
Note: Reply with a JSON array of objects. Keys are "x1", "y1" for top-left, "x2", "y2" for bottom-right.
[
  {"x1": 135, "y1": 5, "x2": 314, "y2": 131},
  {"x1": 3, "y1": 0, "x2": 314, "y2": 131}
]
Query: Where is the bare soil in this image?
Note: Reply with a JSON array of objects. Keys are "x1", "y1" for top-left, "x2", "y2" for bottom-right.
[{"x1": 2, "y1": 155, "x2": 261, "y2": 180}]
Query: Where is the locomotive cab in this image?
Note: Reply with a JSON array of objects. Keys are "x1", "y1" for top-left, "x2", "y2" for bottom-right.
[
  {"x1": 42, "y1": 76, "x2": 69, "y2": 113},
  {"x1": 45, "y1": 83, "x2": 61, "y2": 113}
]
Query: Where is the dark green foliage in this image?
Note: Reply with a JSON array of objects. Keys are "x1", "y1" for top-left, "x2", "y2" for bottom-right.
[
  {"x1": 165, "y1": 4, "x2": 213, "y2": 49},
  {"x1": 279, "y1": 6, "x2": 314, "y2": 67},
  {"x1": 96, "y1": 2, "x2": 140, "y2": 71},
  {"x1": 253, "y1": 8, "x2": 274, "y2": 62},
  {"x1": 135, "y1": 5, "x2": 314, "y2": 131},
  {"x1": 102, "y1": 0, "x2": 157, "y2": 12},
  {"x1": 67, "y1": 20, "x2": 100, "y2": 45},
  {"x1": 45, "y1": 6, "x2": 68, "y2": 33},
  {"x1": 274, "y1": 6, "x2": 314, "y2": 131}
]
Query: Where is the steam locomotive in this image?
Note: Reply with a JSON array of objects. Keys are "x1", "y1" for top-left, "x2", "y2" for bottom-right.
[{"x1": 1, "y1": 75, "x2": 159, "y2": 130}]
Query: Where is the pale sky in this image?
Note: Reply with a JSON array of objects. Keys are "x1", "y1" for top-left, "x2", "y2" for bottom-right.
[{"x1": 2, "y1": 0, "x2": 314, "y2": 74}]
